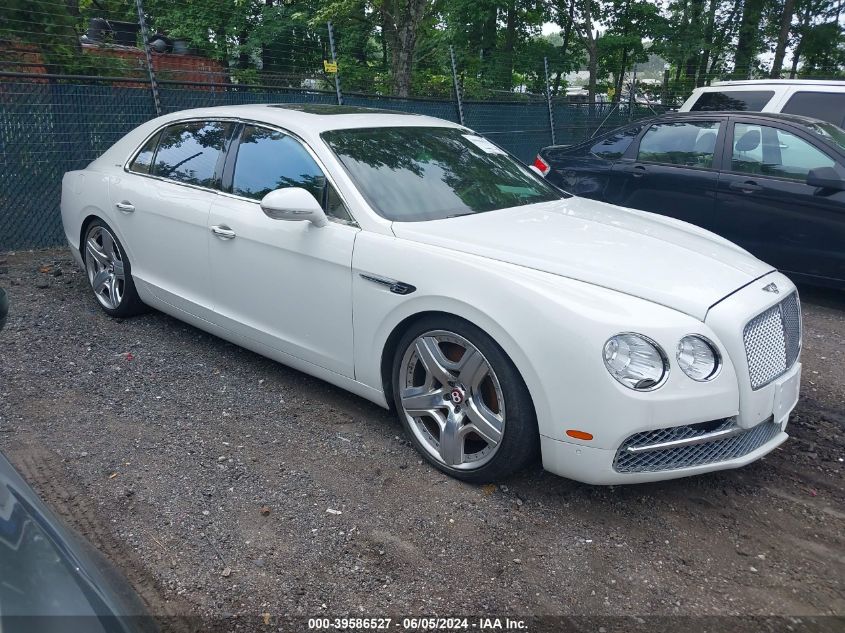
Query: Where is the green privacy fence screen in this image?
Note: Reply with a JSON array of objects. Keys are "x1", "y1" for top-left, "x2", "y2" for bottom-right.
[{"x1": 0, "y1": 79, "x2": 666, "y2": 251}]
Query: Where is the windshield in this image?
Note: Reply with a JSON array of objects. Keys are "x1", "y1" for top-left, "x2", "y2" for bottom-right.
[
  {"x1": 322, "y1": 127, "x2": 563, "y2": 222},
  {"x1": 798, "y1": 119, "x2": 845, "y2": 153}
]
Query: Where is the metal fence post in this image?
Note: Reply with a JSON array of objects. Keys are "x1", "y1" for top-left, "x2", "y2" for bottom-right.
[
  {"x1": 628, "y1": 63, "x2": 637, "y2": 121},
  {"x1": 327, "y1": 22, "x2": 343, "y2": 106},
  {"x1": 135, "y1": 0, "x2": 162, "y2": 116},
  {"x1": 449, "y1": 46, "x2": 465, "y2": 126},
  {"x1": 544, "y1": 57, "x2": 556, "y2": 145}
]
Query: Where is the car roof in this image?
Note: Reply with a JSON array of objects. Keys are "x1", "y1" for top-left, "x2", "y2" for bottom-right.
[
  {"x1": 651, "y1": 110, "x2": 839, "y2": 127},
  {"x1": 542, "y1": 110, "x2": 845, "y2": 154},
  {"x1": 147, "y1": 103, "x2": 464, "y2": 136},
  {"x1": 708, "y1": 79, "x2": 845, "y2": 87}
]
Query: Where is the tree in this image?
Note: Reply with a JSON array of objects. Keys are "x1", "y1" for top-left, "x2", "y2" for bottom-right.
[
  {"x1": 787, "y1": 0, "x2": 844, "y2": 77},
  {"x1": 547, "y1": 0, "x2": 584, "y2": 95},
  {"x1": 575, "y1": 0, "x2": 601, "y2": 101},
  {"x1": 733, "y1": 0, "x2": 766, "y2": 77},
  {"x1": 598, "y1": 0, "x2": 662, "y2": 103},
  {"x1": 653, "y1": 0, "x2": 745, "y2": 94},
  {"x1": 771, "y1": 0, "x2": 797, "y2": 76},
  {"x1": 380, "y1": 0, "x2": 433, "y2": 97}
]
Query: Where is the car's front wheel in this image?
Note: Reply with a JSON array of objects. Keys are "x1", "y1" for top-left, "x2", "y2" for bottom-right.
[
  {"x1": 83, "y1": 220, "x2": 145, "y2": 317},
  {"x1": 392, "y1": 315, "x2": 538, "y2": 483}
]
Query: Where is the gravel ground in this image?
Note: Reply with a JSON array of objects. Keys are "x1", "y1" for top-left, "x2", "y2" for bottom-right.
[{"x1": 0, "y1": 249, "x2": 843, "y2": 628}]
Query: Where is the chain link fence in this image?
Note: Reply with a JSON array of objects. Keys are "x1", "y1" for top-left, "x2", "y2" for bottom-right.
[{"x1": 0, "y1": 1, "x2": 668, "y2": 250}]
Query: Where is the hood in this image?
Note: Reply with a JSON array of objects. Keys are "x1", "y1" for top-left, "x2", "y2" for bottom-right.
[{"x1": 391, "y1": 197, "x2": 774, "y2": 320}]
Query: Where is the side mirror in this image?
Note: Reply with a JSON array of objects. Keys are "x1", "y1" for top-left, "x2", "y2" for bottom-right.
[
  {"x1": 260, "y1": 187, "x2": 328, "y2": 227},
  {"x1": 806, "y1": 166, "x2": 845, "y2": 191}
]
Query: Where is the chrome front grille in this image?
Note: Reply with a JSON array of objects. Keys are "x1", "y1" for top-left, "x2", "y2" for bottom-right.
[
  {"x1": 743, "y1": 292, "x2": 801, "y2": 390},
  {"x1": 614, "y1": 418, "x2": 781, "y2": 474}
]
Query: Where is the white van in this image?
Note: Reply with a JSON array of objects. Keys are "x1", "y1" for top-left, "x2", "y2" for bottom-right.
[{"x1": 679, "y1": 80, "x2": 845, "y2": 127}]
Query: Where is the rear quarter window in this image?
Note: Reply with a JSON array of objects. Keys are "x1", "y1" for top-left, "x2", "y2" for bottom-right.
[
  {"x1": 128, "y1": 131, "x2": 160, "y2": 174},
  {"x1": 590, "y1": 126, "x2": 642, "y2": 159},
  {"x1": 781, "y1": 92, "x2": 845, "y2": 127},
  {"x1": 690, "y1": 90, "x2": 775, "y2": 112}
]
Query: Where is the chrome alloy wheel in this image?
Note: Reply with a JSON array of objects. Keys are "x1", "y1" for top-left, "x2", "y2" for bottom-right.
[
  {"x1": 84, "y1": 226, "x2": 125, "y2": 310},
  {"x1": 398, "y1": 330, "x2": 506, "y2": 470}
]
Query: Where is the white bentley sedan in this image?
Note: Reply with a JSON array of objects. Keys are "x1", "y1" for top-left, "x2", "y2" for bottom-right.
[{"x1": 61, "y1": 104, "x2": 802, "y2": 484}]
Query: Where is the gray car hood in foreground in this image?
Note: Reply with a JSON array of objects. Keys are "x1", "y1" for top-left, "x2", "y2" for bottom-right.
[{"x1": 391, "y1": 197, "x2": 774, "y2": 321}]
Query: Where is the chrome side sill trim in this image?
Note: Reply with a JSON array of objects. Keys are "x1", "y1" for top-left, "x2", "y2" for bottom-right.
[{"x1": 625, "y1": 426, "x2": 745, "y2": 454}]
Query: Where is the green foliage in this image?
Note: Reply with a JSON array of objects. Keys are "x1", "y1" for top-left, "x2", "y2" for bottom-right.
[{"x1": 1, "y1": 0, "x2": 843, "y2": 98}]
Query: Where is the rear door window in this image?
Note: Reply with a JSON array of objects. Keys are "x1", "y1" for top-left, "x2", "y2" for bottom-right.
[
  {"x1": 781, "y1": 92, "x2": 845, "y2": 127},
  {"x1": 690, "y1": 91, "x2": 775, "y2": 112},
  {"x1": 637, "y1": 121, "x2": 720, "y2": 168},
  {"x1": 590, "y1": 125, "x2": 642, "y2": 159},
  {"x1": 153, "y1": 121, "x2": 230, "y2": 188}
]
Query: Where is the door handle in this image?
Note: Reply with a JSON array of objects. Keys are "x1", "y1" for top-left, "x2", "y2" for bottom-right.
[
  {"x1": 211, "y1": 225, "x2": 236, "y2": 240},
  {"x1": 631, "y1": 165, "x2": 646, "y2": 178},
  {"x1": 115, "y1": 201, "x2": 135, "y2": 213},
  {"x1": 729, "y1": 180, "x2": 762, "y2": 193}
]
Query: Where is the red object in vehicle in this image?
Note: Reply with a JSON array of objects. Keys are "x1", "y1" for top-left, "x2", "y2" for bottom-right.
[{"x1": 533, "y1": 155, "x2": 551, "y2": 176}]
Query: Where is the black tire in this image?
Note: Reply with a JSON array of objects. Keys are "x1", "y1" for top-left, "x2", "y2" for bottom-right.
[
  {"x1": 82, "y1": 219, "x2": 147, "y2": 318},
  {"x1": 392, "y1": 314, "x2": 539, "y2": 483}
]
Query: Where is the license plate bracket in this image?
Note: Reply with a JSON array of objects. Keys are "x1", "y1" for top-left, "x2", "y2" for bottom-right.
[{"x1": 773, "y1": 364, "x2": 801, "y2": 423}]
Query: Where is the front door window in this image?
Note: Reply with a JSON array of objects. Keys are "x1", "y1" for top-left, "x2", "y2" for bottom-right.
[{"x1": 730, "y1": 123, "x2": 835, "y2": 181}]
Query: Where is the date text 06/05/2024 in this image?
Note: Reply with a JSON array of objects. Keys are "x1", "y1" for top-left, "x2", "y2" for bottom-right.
[{"x1": 307, "y1": 617, "x2": 528, "y2": 630}]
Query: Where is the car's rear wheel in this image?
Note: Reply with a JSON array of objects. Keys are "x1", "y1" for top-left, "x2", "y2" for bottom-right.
[
  {"x1": 392, "y1": 315, "x2": 538, "y2": 483},
  {"x1": 83, "y1": 220, "x2": 145, "y2": 317}
]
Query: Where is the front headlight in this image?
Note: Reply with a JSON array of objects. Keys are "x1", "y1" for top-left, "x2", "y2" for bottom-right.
[
  {"x1": 603, "y1": 333, "x2": 669, "y2": 391},
  {"x1": 676, "y1": 335, "x2": 720, "y2": 381}
]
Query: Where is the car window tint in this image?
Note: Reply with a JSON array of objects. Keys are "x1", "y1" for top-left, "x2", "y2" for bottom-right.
[
  {"x1": 690, "y1": 90, "x2": 774, "y2": 112},
  {"x1": 128, "y1": 131, "x2": 160, "y2": 175},
  {"x1": 232, "y1": 126, "x2": 325, "y2": 203},
  {"x1": 782, "y1": 92, "x2": 845, "y2": 127},
  {"x1": 153, "y1": 121, "x2": 228, "y2": 187},
  {"x1": 637, "y1": 121, "x2": 720, "y2": 168},
  {"x1": 731, "y1": 123, "x2": 835, "y2": 180},
  {"x1": 590, "y1": 125, "x2": 641, "y2": 159}
]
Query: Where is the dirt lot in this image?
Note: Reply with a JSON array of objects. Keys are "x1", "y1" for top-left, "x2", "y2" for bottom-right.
[{"x1": 0, "y1": 248, "x2": 843, "y2": 629}]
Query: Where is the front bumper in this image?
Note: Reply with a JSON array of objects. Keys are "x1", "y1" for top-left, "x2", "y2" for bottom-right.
[
  {"x1": 541, "y1": 359, "x2": 800, "y2": 485},
  {"x1": 541, "y1": 424, "x2": 789, "y2": 485},
  {"x1": 538, "y1": 270, "x2": 802, "y2": 485}
]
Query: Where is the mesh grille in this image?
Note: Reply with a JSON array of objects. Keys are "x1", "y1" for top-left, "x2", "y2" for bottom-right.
[
  {"x1": 614, "y1": 419, "x2": 781, "y2": 473},
  {"x1": 743, "y1": 292, "x2": 801, "y2": 390}
]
